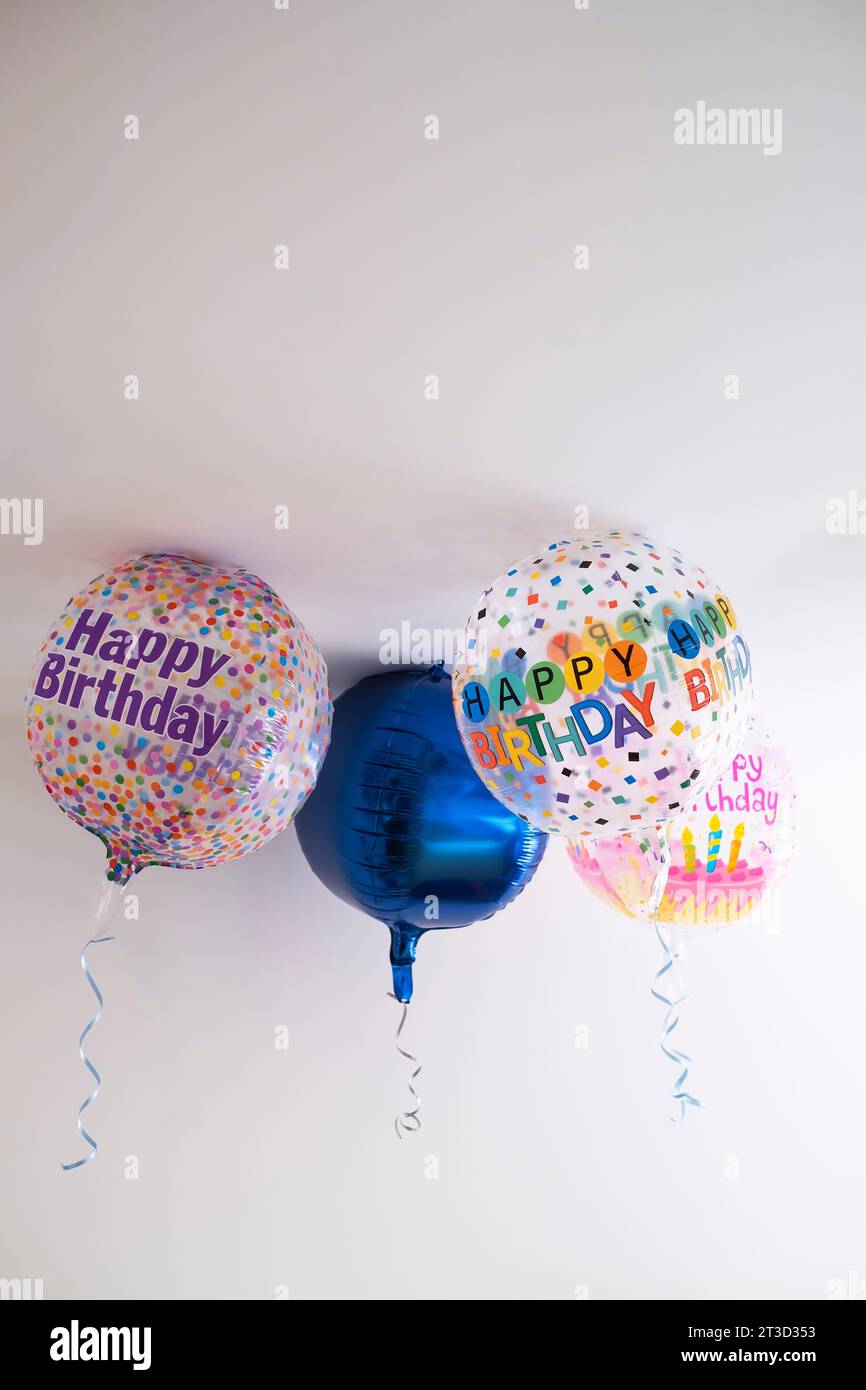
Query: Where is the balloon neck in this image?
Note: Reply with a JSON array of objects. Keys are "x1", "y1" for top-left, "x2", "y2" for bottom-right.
[
  {"x1": 100, "y1": 836, "x2": 146, "y2": 887},
  {"x1": 388, "y1": 923, "x2": 423, "y2": 1004}
]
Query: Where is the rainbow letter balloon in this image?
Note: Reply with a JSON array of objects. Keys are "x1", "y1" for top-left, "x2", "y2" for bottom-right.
[
  {"x1": 452, "y1": 531, "x2": 754, "y2": 838},
  {"x1": 26, "y1": 554, "x2": 332, "y2": 883}
]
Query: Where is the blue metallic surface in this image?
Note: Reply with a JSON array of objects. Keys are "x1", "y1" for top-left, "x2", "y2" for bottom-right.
[{"x1": 295, "y1": 666, "x2": 547, "y2": 1001}]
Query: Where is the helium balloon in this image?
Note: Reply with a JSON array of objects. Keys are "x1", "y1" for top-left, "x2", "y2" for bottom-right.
[
  {"x1": 295, "y1": 666, "x2": 546, "y2": 1001},
  {"x1": 567, "y1": 724, "x2": 796, "y2": 928},
  {"x1": 452, "y1": 531, "x2": 753, "y2": 838},
  {"x1": 26, "y1": 553, "x2": 332, "y2": 883}
]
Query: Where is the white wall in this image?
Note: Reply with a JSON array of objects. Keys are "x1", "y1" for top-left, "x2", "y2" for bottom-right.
[{"x1": 1, "y1": 0, "x2": 865, "y2": 1299}]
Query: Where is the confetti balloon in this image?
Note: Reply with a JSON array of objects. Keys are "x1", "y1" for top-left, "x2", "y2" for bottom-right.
[
  {"x1": 295, "y1": 666, "x2": 547, "y2": 1001},
  {"x1": 451, "y1": 531, "x2": 754, "y2": 839},
  {"x1": 567, "y1": 725, "x2": 796, "y2": 927},
  {"x1": 26, "y1": 553, "x2": 332, "y2": 883}
]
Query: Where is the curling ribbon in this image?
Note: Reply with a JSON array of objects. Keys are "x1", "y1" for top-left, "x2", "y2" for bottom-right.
[
  {"x1": 647, "y1": 827, "x2": 702, "y2": 1122},
  {"x1": 388, "y1": 993, "x2": 422, "y2": 1138},
  {"x1": 61, "y1": 878, "x2": 124, "y2": 1171}
]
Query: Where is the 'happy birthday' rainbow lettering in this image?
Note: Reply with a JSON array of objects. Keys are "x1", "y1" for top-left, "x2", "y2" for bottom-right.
[{"x1": 461, "y1": 603, "x2": 751, "y2": 774}]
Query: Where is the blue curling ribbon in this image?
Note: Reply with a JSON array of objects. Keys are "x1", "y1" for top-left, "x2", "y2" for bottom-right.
[
  {"x1": 61, "y1": 933, "x2": 115, "y2": 1171},
  {"x1": 651, "y1": 921, "x2": 702, "y2": 1122},
  {"x1": 388, "y1": 993, "x2": 422, "y2": 1137},
  {"x1": 646, "y1": 826, "x2": 701, "y2": 1122}
]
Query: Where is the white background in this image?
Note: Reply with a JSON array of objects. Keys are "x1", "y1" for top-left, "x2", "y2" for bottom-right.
[{"x1": 1, "y1": 0, "x2": 865, "y2": 1299}]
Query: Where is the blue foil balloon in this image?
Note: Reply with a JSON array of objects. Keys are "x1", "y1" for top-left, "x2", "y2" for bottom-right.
[{"x1": 295, "y1": 666, "x2": 546, "y2": 1001}]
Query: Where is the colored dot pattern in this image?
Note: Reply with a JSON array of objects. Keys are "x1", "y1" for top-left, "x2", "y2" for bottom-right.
[
  {"x1": 451, "y1": 532, "x2": 753, "y2": 838},
  {"x1": 25, "y1": 554, "x2": 332, "y2": 882}
]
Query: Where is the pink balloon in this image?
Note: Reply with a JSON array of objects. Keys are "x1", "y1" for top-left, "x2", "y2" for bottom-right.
[{"x1": 568, "y1": 725, "x2": 796, "y2": 929}]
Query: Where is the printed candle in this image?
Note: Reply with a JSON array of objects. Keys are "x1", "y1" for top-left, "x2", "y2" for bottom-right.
[
  {"x1": 706, "y1": 813, "x2": 722, "y2": 873},
  {"x1": 727, "y1": 822, "x2": 745, "y2": 873},
  {"x1": 681, "y1": 826, "x2": 696, "y2": 874},
  {"x1": 566, "y1": 725, "x2": 797, "y2": 929}
]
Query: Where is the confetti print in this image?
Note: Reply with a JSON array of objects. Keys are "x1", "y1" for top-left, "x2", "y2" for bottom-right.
[
  {"x1": 26, "y1": 554, "x2": 332, "y2": 882},
  {"x1": 452, "y1": 531, "x2": 753, "y2": 838}
]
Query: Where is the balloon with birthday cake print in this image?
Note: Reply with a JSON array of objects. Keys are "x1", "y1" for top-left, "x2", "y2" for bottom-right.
[
  {"x1": 567, "y1": 723, "x2": 796, "y2": 929},
  {"x1": 26, "y1": 554, "x2": 332, "y2": 882},
  {"x1": 451, "y1": 531, "x2": 754, "y2": 841}
]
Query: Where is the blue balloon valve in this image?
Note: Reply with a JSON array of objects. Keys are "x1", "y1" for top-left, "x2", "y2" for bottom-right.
[
  {"x1": 388, "y1": 924, "x2": 422, "y2": 1003},
  {"x1": 390, "y1": 962, "x2": 414, "y2": 1004}
]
